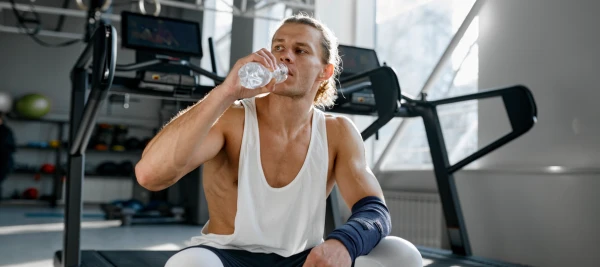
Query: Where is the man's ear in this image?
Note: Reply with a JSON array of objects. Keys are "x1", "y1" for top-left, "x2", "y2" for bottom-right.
[{"x1": 319, "y1": 63, "x2": 335, "y2": 81}]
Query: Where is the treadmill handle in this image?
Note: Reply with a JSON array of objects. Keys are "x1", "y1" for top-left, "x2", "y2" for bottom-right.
[{"x1": 338, "y1": 81, "x2": 372, "y2": 95}]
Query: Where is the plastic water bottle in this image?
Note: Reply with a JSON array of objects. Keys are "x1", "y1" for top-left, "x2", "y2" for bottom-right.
[{"x1": 238, "y1": 62, "x2": 288, "y2": 89}]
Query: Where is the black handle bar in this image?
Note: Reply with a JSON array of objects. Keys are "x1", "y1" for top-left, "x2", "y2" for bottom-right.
[{"x1": 70, "y1": 24, "x2": 117, "y2": 156}]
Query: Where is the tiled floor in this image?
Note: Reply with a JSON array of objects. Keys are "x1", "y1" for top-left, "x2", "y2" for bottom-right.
[{"x1": 0, "y1": 203, "x2": 204, "y2": 267}]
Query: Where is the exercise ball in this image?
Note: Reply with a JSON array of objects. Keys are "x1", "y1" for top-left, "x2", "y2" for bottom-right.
[
  {"x1": 0, "y1": 91, "x2": 12, "y2": 113},
  {"x1": 22, "y1": 188, "x2": 39, "y2": 199},
  {"x1": 15, "y1": 93, "x2": 50, "y2": 119}
]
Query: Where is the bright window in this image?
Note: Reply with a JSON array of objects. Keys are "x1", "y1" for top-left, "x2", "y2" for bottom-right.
[{"x1": 373, "y1": 0, "x2": 479, "y2": 170}]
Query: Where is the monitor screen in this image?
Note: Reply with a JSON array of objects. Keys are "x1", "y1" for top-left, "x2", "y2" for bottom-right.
[
  {"x1": 338, "y1": 45, "x2": 380, "y2": 77},
  {"x1": 121, "y1": 11, "x2": 202, "y2": 58}
]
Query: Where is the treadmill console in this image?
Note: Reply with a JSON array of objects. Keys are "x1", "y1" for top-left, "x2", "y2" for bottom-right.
[
  {"x1": 121, "y1": 11, "x2": 202, "y2": 93},
  {"x1": 336, "y1": 45, "x2": 381, "y2": 110}
]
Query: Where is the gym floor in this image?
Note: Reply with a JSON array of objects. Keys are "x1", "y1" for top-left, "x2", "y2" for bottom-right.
[{"x1": 0, "y1": 203, "x2": 203, "y2": 267}]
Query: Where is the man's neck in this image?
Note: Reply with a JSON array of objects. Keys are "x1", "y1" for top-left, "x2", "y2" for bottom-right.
[{"x1": 255, "y1": 94, "x2": 314, "y2": 137}]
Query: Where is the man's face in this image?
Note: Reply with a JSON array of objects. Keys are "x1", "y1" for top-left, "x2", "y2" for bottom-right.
[{"x1": 270, "y1": 23, "x2": 326, "y2": 99}]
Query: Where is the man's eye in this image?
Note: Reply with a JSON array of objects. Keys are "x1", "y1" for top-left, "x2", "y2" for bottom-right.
[{"x1": 297, "y1": 49, "x2": 307, "y2": 54}]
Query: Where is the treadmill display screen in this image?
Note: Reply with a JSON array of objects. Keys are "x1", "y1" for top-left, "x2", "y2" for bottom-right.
[
  {"x1": 121, "y1": 11, "x2": 202, "y2": 58},
  {"x1": 338, "y1": 45, "x2": 380, "y2": 77}
]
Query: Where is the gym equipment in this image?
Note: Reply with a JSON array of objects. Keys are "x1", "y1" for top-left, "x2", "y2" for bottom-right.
[
  {"x1": 22, "y1": 187, "x2": 39, "y2": 199},
  {"x1": 122, "y1": 11, "x2": 202, "y2": 95},
  {"x1": 41, "y1": 163, "x2": 56, "y2": 174},
  {"x1": 89, "y1": 123, "x2": 114, "y2": 151},
  {"x1": 53, "y1": 12, "x2": 537, "y2": 267},
  {"x1": 323, "y1": 44, "x2": 537, "y2": 267},
  {"x1": 0, "y1": 91, "x2": 12, "y2": 113},
  {"x1": 15, "y1": 93, "x2": 51, "y2": 119},
  {"x1": 110, "y1": 125, "x2": 128, "y2": 151},
  {"x1": 54, "y1": 10, "x2": 220, "y2": 266}
]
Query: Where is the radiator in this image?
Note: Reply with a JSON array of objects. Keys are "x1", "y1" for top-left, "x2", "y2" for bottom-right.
[{"x1": 384, "y1": 190, "x2": 444, "y2": 248}]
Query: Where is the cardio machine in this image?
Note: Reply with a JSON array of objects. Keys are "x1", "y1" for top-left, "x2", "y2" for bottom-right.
[
  {"x1": 323, "y1": 45, "x2": 537, "y2": 267},
  {"x1": 54, "y1": 11, "x2": 537, "y2": 267}
]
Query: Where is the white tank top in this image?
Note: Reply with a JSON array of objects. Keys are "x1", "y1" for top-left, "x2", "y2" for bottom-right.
[{"x1": 190, "y1": 97, "x2": 329, "y2": 257}]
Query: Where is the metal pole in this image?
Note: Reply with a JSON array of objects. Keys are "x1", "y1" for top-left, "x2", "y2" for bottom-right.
[
  {"x1": 0, "y1": 2, "x2": 120, "y2": 20},
  {"x1": 372, "y1": 0, "x2": 486, "y2": 174},
  {"x1": 63, "y1": 68, "x2": 87, "y2": 267},
  {"x1": 421, "y1": 106, "x2": 471, "y2": 256},
  {"x1": 154, "y1": 0, "x2": 309, "y2": 21},
  {"x1": 0, "y1": 24, "x2": 82, "y2": 39},
  {"x1": 421, "y1": 0, "x2": 486, "y2": 95},
  {"x1": 0, "y1": 0, "x2": 312, "y2": 22}
]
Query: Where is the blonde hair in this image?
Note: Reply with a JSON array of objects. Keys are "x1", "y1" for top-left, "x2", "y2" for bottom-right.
[{"x1": 280, "y1": 13, "x2": 341, "y2": 109}]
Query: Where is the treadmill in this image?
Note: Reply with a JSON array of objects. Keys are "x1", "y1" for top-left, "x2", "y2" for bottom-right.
[
  {"x1": 324, "y1": 45, "x2": 538, "y2": 267},
  {"x1": 53, "y1": 12, "x2": 537, "y2": 267}
]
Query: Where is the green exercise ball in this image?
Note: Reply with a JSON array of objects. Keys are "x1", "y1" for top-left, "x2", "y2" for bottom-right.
[{"x1": 15, "y1": 94, "x2": 51, "y2": 119}]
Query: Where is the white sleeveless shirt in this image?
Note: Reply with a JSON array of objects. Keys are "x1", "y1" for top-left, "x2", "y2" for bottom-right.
[{"x1": 190, "y1": 97, "x2": 329, "y2": 257}]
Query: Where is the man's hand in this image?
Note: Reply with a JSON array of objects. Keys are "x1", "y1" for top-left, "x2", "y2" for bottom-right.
[
  {"x1": 302, "y1": 239, "x2": 352, "y2": 267},
  {"x1": 219, "y1": 48, "x2": 278, "y2": 101}
]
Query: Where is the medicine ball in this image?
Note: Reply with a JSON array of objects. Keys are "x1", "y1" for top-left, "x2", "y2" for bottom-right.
[
  {"x1": 15, "y1": 93, "x2": 50, "y2": 119},
  {"x1": 118, "y1": 161, "x2": 134, "y2": 176},
  {"x1": 125, "y1": 137, "x2": 141, "y2": 151},
  {"x1": 22, "y1": 188, "x2": 39, "y2": 199},
  {"x1": 96, "y1": 161, "x2": 118, "y2": 176},
  {"x1": 40, "y1": 163, "x2": 56, "y2": 174}
]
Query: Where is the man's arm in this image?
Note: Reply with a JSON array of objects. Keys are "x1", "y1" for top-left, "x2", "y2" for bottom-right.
[
  {"x1": 331, "y1": 116, "x2": 384, "y2": 207},
  {"x1": 135, "y1": 48, "x2": 279, "y2": 192},
  {"x1": 327, "y1": 116, "x2": 391, "y2": 261},
  {"x1": 135, "y1": 88, "x2": 235, "y2": 191}
]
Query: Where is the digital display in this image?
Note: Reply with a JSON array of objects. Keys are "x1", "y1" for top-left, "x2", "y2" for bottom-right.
[
  {"x1": 122, "y1": 11, "x2": 202, "y2": 58},
  {"x1": 338, "y1": 45, "x2": 380, "y2": 77}
]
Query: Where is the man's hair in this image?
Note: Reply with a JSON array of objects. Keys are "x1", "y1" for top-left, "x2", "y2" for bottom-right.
[{"x1": 280, "y1": 13, "x2": 341, "y2": 109}]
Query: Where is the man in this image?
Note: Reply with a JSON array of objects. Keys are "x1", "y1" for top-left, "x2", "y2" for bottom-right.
[
  {"x1": 136, "y1": 14, "x2": 422, "y2": 267},
  {"x1": 0, "y1": 112, "x2": 16, "y2": 200}
]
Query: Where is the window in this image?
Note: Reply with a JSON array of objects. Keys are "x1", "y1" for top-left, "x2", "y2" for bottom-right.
[
  {"x1": 373, "y1": 0, "x2": 479, "y2": 170},
  {"x1": 199, "y1": 0, "x2": 234, "y2": 83}
]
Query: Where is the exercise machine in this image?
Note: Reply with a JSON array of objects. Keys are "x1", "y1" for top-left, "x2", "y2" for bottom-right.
[
  {"x1": 323, "y1": 45, "x2": 537, "y2": 267},
  {"x1": 55, "y1": 11, "x2": 225, "y2": 266},
  {"x1": 97, "y1": 11, "x2": 214, "y2": 227},
  {"x1": 53, "y1": 13, "x2": 537, "y2": 267}
]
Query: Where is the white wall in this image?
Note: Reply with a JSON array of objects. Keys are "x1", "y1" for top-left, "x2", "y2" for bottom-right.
[
  {"x1": 478, "y1": 0, "x2": 600, "y2": 168},
  {"x1": 464, "y1": 0, "x2": 600, "y2": 266},
  {"x1": 315, "y1": 0, "x2": 356, "y2": 45},
  {"x1": 315, "y1": 0, "x2": 375, "y2": 48}
]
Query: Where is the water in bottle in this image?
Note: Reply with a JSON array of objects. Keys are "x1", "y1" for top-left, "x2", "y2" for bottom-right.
[{"x1": 238, "y1": 62, "x2": 288, "y2": 89}]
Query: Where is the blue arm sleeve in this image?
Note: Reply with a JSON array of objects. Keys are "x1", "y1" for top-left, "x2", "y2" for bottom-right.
[{"x1": 325, "y1": 196, "x2": 391, "y2": 262}]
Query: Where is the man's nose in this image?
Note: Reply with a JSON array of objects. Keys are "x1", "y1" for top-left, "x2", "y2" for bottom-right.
[{"x1": 279, "y1": 52, "x2": 293, "y2": 63}]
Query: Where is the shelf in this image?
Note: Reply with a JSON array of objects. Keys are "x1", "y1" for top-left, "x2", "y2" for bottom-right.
[
  {"x1": 16, "y1": 145, "x2": 59, "y2": 151},
  {"x1": 6, "y1": 114, "x2": 67, "y2": 124},
  {"x1": 6, "y1": 113, "x2": 158, "y2": 131}
]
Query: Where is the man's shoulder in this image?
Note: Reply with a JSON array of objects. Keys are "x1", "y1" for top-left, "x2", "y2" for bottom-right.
[
  {"x1": 324, "y1": 113, "x2": 358, "y2": 133},
  {"x1": 213, "y1": 101, "x2": 246, "y2": 139},
  {"x1": 324, "y1": 113, "x2": 362, "y2": 148},
  {"x1": 220, "y1": 100, "x2": 246, "y2": 123}
]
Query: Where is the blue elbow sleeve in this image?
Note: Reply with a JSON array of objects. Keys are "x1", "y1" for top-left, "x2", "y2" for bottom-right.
[{"x1": 325, "y1": 196, "x2": 392, "y2": 262}]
